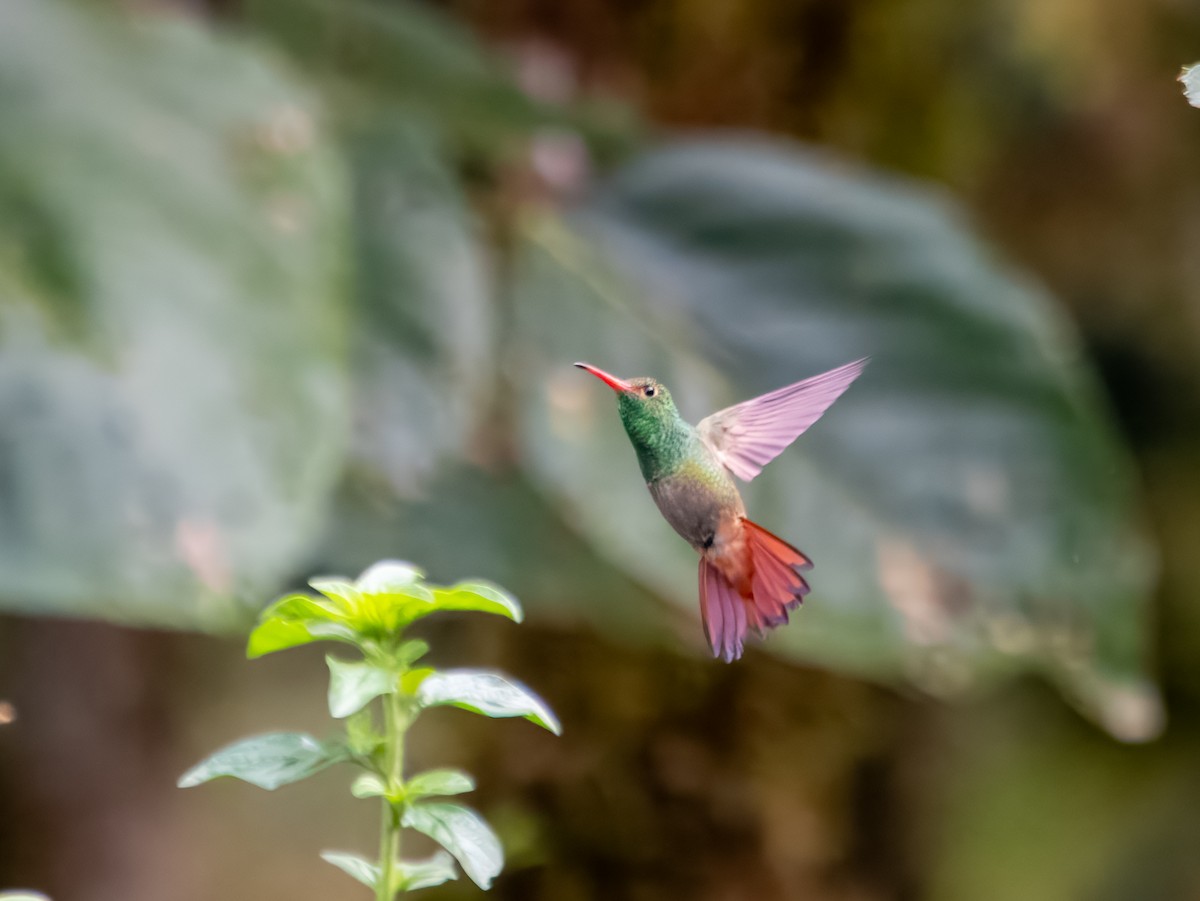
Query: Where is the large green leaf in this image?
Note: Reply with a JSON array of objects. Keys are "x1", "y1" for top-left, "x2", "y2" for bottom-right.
[
  {"x1": 417, "y1": 669, "x2": 562, "y2": 735},
  {"x1": 241, "y1": 0, "x2": 632, "y2": 152},
  {"x1": 0, "y1": 0, "x2": 349, "y2": 629},
  {"x1": 343, "y1": 122, "x2": 495, "y2": 495},
  {"x1": 430, "y1": 581, "x2": 523, "y2": 622},
  {"x1": 320, "y1": 851, "x2": 379, "y2": 891},
  {"x1": 512, "y1": 137, "x2": 1158, "y2": 739},
  {"x1": 395, "y1": 852, "x2": 459, "y2": 892},
  {"x1": 401, "y1": 802, "x2": 503, "y2": 890},
  {"x1": 178, "y1": 732, "x2": 346, "y2": 790}
]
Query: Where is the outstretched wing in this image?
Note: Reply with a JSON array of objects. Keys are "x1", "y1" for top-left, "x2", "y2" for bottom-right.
[{"x1": 697, "y1": 357, "x2": 868, "y2": 482}]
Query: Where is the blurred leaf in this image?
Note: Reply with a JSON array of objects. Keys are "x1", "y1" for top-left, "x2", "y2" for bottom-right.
[
  {"x1": 0, "y1": 893, "x2": 52, "y2": 901},
  {"x1": 0, "y1": 0, "x2": 350, "y2": 629},
  {"x1": 354, "y1": 560, "x2": 426, "y2": 594},
  {"x1": 405, "y1": 768, "x2": 476, "y2": 799},
  {"x1": 306, "y1": 570, "x2": 454, "y2": 640},
  {"x1": 346, "y1": 561, "x2": 436, "y2": 635},
  {"x1": 417, "y1": 670, "x2": 562, "y2": 734},
  {"x1": 320, "y1": 851, "x2": 379, "y2": 890},
  {"x1": 309, "y1": 578, "x2": 372, "y2": 611},
  {"x1": 345, "y1": 709, "x2": 383, "y2": 758},
  {"x1": 241, "y1": 0, "x2": 623, "y2": 150},
  {"x1": 513, "y1": 137, "x2": 1158, "y2": 738},
  {"x1": 250, "y1": 563, "x2": 494, "y2": 652},
  {"x1": 350, "y1": 772, "x2": 390, "y2": 800},
  {"x1": 322, "y1": 848, "x2": 459, "y2": 893},
  {"x1": 245, "y1": 618, "x2": 318, "y2": 659},
  {"x1": 178, "y1": 732, "x2": 346, "y2": 790},
  {"x1": 343, "y1": 121, "x2": 495, "y2": 495},
  {"x1": 326, "y1": 655, "x2": 395, "y2": 718},
  {"x1": 396, "y1": 852, "x2": 459, "y2": 892},
  {"x1": 396, "y1": 639, "x2": 431, "y2": 667},
  {"x1": 430, "y1": 581, "x2": 523, "y2": 623},
  {"x1": 246, "y1": 594, "x2": 357, "y2": 658},
  {"x1": 308, "y1": 560, "x2": 525, "y2": 636},
  {"x1": 401, "y1": 802, "x2": 503, "y2": 890},
  {"x1": 1182, "y1": 64, "x2": 1200, "y2": 108}
]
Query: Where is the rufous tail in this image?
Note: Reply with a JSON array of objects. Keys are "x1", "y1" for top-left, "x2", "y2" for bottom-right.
[{"x1": 698, "y1": 519, "x2": 811, "y2": 662}]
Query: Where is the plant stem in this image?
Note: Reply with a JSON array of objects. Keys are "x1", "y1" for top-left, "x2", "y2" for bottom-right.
[{"x1": 377, "y1": 688, "x2": 407, "y2": 901}]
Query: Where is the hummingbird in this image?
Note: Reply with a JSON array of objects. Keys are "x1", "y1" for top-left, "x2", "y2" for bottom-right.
[{"x1": 575, "y1": 358, "x2": 868, "y2": 662}]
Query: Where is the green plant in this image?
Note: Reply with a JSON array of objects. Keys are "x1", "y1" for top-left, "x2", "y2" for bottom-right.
[{"x1": 178, "y1": 560, "x2": 560, "y2": 898}]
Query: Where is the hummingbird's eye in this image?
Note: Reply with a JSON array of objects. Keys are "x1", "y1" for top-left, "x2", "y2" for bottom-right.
[{"x1": 644, "y1": 385, "x2": 656, "y2": 397}]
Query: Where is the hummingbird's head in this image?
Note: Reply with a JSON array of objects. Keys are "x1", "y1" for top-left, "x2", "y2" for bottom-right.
[
  {"x1": 573, "y1": 363, "x2": 682, "y2": 445},
  {"x1": 574, "y1": 362, "x2": 673, "y2": 404}
]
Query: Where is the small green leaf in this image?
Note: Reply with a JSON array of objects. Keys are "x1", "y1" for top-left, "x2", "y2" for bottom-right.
[
  {"x1": 345, "y1": 709, "x2": 384, "y2": 758},
  {"x1": 260, "y1": 592, "x2": 346, "y2": 622},
  {"x1": 1182, "y1": 63, "x2": 1200, "y2": 108},
  {"x1": 320, "y1": 851, "x2": 379, "y2": 890},
  {"x1": 327, "y1": 656, "x2": 396, "y2": 718},
  {"x1": 314, "y1": 562, "x2": 443, "y2": 636},
  {"x1": 355, "y1": 560, "x2": 425, "y2": 594},
  {"x1": 246, "y1": 593, "x2": 357, "y2": 658},
  {"x1": 177, "y1": 732, "x2": 344, "y2": 790},
  {"x1": 309, "y1": 578, "x2": 364, "y2": 611},
  {"x1": 296, "y1": 564, "x2": 525, "y2": 639},
  {"x1": 397, "y1": 851, "x2": 460, "y2": 891},
  {"x1": 405, "y1": 768, "x2": 475, "y2": 799},
  {"x1": 356, "y1": 592, "x2": 436, "y2": 636},
  {"x1": 246, "y1": 618, "x2": 318, "y2": 659},
  {"x1": 246, "y1": 619, "x2": 358, "y2": 658},
  {"x1": 395, "y1": 639, "x2": 431, "y2": 668},
  {"x1": 431, "y1": 581, "x2": 523, "y2": 622},
  {"x1": 351, "y1": 768, "x2": 474, "y2": 803},
  {"x1": 350, "y1": 772, "x2": 391, "y2": 800},
  {"x1": 417, "y1": 670, "x2": 561, "y2": 734},
  {"x1": 402, "y1": 802, "x2": 503, "y2": 890},
  {"x1": 322, "y1": 849, "x2": 458, "y2": 894}
]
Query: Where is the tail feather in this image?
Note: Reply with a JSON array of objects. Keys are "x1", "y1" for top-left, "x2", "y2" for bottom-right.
[
  {"x1": 746, "y1": 520, "x2": 811, "y2": 634},
  {"x1": 699, "y1": 557, "x2": 746, "y2": 662},
  {"x1": 699, "y1": 518, "x2": 811, "y2": 662},
  {"x1": 750, "y1": 554, "x2": 793, "y2": 632}
]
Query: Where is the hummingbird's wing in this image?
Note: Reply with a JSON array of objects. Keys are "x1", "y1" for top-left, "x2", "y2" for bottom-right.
[{"x1": 697, "y1": 357, "x2": 868, "y2": 481}]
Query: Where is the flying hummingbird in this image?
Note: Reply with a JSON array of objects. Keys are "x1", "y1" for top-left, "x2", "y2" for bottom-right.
[{"x1": 575, "y1": 358, "x2": 868, "y2": 662}]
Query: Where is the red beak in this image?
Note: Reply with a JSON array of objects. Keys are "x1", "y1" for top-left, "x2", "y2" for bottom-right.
[{"x1": 574, "y1": 362, "x2": 633, "y2": 393}]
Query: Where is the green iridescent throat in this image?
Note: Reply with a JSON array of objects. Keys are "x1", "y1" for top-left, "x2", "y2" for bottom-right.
[{"x1": 616, "y1": 390, "x2": 696, "y2": 482}]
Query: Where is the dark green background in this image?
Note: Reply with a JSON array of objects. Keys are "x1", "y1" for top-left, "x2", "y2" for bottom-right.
[{"x1": 1, "y1": 0, "x2": 1198, "y2": 898}]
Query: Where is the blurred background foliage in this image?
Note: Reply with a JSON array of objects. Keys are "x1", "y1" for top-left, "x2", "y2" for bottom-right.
[{"x1": 1, "y1": 0, "x2": 1199, "y2": 898}]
